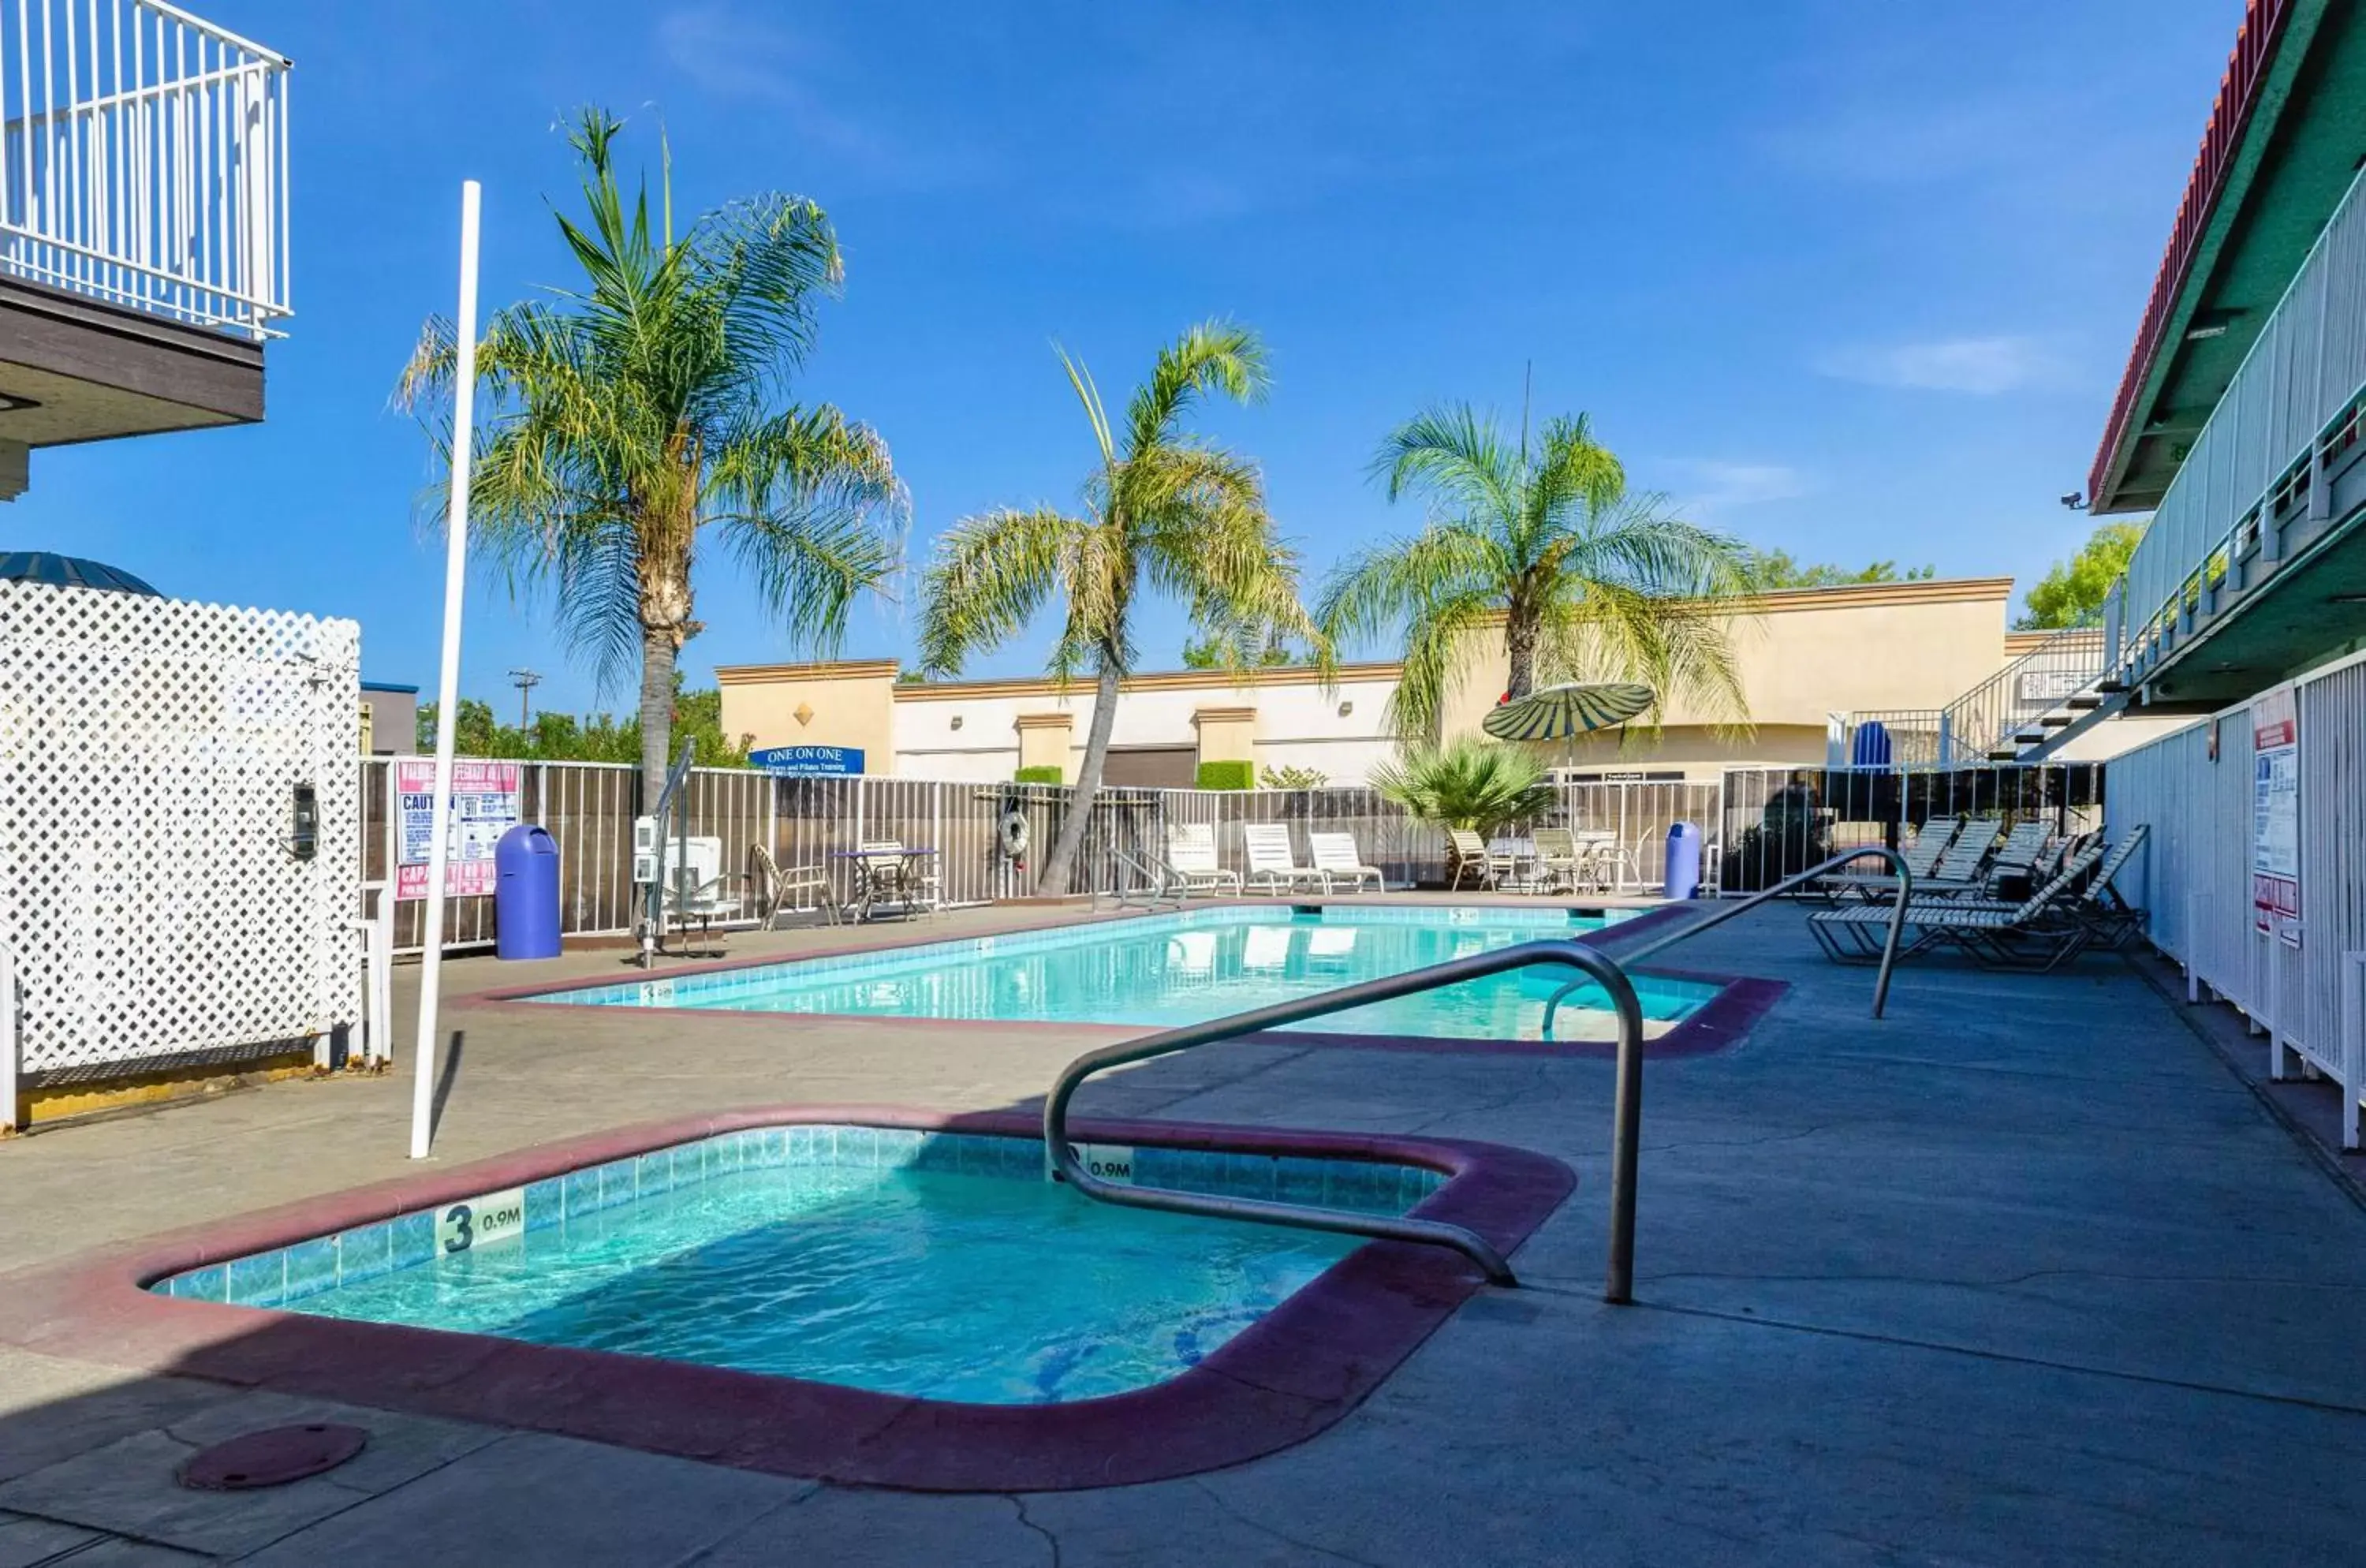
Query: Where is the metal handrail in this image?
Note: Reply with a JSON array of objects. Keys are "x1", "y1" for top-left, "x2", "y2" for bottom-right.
[
  {"x1": 1103, "y1": 846, "x2": 1181, "y2": 909},
  {"x1": 1045, "y1": 939, "x2": 1646, "y2": 1297},
  {"x1": 1539, "y1": 846, "x2": 1913, "y2": 1036}
]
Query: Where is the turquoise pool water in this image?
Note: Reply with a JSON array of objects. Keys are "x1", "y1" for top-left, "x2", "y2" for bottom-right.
[
  {"x1": 536, "y1": 907, "x2": 1713, "y2": 1039},
  {"x1": 155, "y1": 1126, "x2": 1436, "y2": 1404}
]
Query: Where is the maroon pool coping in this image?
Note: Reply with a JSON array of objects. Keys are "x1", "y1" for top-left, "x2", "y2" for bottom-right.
[
  {"x1": 0, "y1": 1105, "x2": 1574, "y2": 1493},
  {"x1": 457, "y1": 897, "x2": 1784, "y2": 1061}
]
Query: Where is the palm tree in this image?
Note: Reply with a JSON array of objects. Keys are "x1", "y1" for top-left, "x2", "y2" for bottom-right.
[
  {"x1": 397, "y1": 110, "x2": 905, "y2": 800},
  {"x1": 917, "y1": 322, "x2": 1315, "y2": 895},
  {"x1": 1370, "y1": 737, "x2": 1554, "y2": 838},
  {"x1": 1317, "y1": 404, "x2": 1756, "y2": 740}
]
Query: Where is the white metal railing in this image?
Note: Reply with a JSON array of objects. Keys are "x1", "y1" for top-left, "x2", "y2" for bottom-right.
[
  {"x1": 2110, "y1": 162, "x2": 2366, "y2": 683},
  {"x1": 1933, "y1": 626, "x2": 2110, "y2": 763},
  {"x1": 357, "y1": 763, "x2": 1731, "y2": 955},
  {"x1": 1, "y1": 0, "x2": 290, "y2": 336}
]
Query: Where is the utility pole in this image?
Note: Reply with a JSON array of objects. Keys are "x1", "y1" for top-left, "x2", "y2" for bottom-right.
[{"x1": 509, "y1": 667, "x2": 542, "y2": 727}]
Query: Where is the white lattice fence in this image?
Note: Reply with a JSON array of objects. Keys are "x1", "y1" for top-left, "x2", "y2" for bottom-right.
[{"x1": 0, "y1": 582, "x2": 360, "y2": 1082}]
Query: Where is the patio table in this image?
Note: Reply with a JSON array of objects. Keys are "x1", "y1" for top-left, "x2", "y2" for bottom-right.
[{"x1": 833, "y1": 848, "x2": 941, "y2": 923}]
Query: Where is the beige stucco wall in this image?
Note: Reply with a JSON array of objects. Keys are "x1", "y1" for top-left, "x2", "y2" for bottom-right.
[
  {"x1": 714, "y1": 579, "x2": 2033, "y2": 783},
  {"x1": 1014, "y1": 713, "x2": 1073, "y2": 778},
  {"x1": 1439, "y1": 579, "x2": 2013, "y2": 745},
  {"x1": 716, "y1": 659, "x2": 898, "y2": 765},
  {"x1": 883, "y1": 666, "x2": 1403, "y2": 784},
  {"x1": 1192, "y1": 707, "x2": 1258, "y2": 765}
]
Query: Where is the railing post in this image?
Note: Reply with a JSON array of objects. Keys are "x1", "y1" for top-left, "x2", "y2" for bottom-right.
[{"x1": 0, "y1": 937, "x2": 17, "y2": 1136}]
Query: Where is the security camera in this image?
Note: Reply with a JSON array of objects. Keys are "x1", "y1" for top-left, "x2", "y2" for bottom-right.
[{"x1": 2058, "y1": 491, "x2": 2088, "y2": 510}]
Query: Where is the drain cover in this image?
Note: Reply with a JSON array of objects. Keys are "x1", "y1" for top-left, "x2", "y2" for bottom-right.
[{"x1": 178, "y1": 1423, "x2": 368, "y2": 1490}]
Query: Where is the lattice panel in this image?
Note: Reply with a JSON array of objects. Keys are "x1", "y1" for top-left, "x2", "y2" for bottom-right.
[{"x1": 0, "y1": 582, "x2": 360, "y2": 1079}]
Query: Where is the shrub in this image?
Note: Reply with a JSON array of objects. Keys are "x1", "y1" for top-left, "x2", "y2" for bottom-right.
[
  {"x1": 1258, "y1": 763, "x2": 1330, "y2": 790},
  {"x1": 1195, "y1": 760, "x2": 1256, "y2": 791},
  {"x1": 1369, "y1": 738, "x2": 1553, "y2": 838},
  {"x1": 1013, "y1": 765, "x2": 1063, "y2": 784}
]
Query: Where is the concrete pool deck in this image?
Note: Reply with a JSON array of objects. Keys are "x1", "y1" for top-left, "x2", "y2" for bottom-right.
[{"x1": 1, "y1": 902, "x2": 2363, "y2": 1562}]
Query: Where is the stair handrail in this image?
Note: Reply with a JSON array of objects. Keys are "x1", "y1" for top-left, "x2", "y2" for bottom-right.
[
  {"x1": 1539, "y1": 845, "x2": 1913, "y2": 1035},
  {"x1": 1045, "y1": 939, "x2": 1647, "y2": 1297}
]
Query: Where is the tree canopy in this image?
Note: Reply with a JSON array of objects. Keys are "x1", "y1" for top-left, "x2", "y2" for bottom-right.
[
  {"x1": 2017, "y1": 521, "x2": 2144, "y2": 629},
  {"x1": 417, "y1": 681, "x2": 752, "y2": 767},
  {"x1": 1745, "y1": 551, "x2": 1936, "y2": 589}
]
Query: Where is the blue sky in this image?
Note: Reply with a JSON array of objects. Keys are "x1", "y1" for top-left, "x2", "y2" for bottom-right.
[{"x1": 11, "y1": 0, "x2": 2241, "y2": 715}]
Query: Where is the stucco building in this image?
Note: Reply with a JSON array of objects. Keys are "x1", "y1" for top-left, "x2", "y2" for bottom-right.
[{"x1": 718, "y1": 576, "x2": 2175, "y2": 786}]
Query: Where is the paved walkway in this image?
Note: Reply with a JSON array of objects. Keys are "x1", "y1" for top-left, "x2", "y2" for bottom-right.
[{"x1": 2, "y1": 905, "x2": 2362, "y2": 1564}]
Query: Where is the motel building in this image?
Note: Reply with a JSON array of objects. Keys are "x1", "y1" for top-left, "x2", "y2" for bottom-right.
[{"x1": 719, "y1": 577, "x2": 2184, "y2": 787}]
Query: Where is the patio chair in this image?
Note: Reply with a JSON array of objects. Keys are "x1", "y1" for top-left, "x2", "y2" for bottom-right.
[
  {"x1": 1308, "y1": 831, "x2": 1386, "y2": 894},
  {"x1": 747, "y1": 842, "x2": 837, "y2": 928},
  {"x1": 1163, "y1": 823, "x2": 1245, "y2": 898},
  {"x1": 1445, "y1": 828, "x2": 1496, "y2": 890},
  {"x1": 1807, "y1": 842, "x2": 2107, "y2": 972},
  {"x1": 1243, "y1": 823, "x2": 1325, "y2": 895},
  {"x1": 1528, "y1": 827, "x2": 1586, "y2": 894}
]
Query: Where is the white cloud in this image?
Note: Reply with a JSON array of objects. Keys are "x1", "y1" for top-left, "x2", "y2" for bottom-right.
[
  {"x1": 1661, "y1": 461, "x2": 1811, "y2": 520},
  {"x1": 653, "y1": 5, "x2": 889, "y2": 168},
  {"x1": 1815, "y1": 335, "x2": 2065, "y2": 395}
]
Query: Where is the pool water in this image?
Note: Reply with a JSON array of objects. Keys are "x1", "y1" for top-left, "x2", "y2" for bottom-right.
[
  {"x1": 156, "y1": 1127, "x2": 1437, "y2": 1405},
  {"x1": 535, "y1": 907, "x2": 1715, "y2": 1040}
]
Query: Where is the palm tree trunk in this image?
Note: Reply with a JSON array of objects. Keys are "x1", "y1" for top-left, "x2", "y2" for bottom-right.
[
  {"x1": 1504, "y1": 607, "x2": 1539, "y2": 702},
  {"x1": 1034, "y1": 659, "x2": 1121, "y2": 896},
  {"x1": 639, "y1": 622, "x2": 680, "y2": 805}
]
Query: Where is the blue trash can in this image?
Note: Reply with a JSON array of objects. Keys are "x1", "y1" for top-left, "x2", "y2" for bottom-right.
[
  {"x1": 494, "y1": 823, "x2": 562, "y2": 960},
  {"x1": 1664, "y1": 822, "x2": 1704, "y2": 902}
]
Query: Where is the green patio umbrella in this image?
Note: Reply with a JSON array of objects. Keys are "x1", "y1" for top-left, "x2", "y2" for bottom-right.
[{"x1": 1481, "y1": 681, "x2": 1655, "y2": 742}]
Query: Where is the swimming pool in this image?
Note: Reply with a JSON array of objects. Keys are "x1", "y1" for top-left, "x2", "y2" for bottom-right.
[
  {"x1": 525, "y1": 906, "x2": 1716, "y2": 1040},
  {"x1": 152, "y1": 1123, "x2": 1439, "y2": 1405}
]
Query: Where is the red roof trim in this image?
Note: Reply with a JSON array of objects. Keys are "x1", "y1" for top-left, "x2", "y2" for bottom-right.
[{"x1": 2088, "y1": 0, "x2": 2296, "y2": 507}]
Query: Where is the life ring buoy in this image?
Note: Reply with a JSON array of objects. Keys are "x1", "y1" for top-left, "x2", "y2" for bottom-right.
[{"x1": 998, "y1": 809, "x2": 1032, "y2": 860}]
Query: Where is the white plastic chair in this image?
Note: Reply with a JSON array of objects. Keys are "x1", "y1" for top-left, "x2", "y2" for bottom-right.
[
  {"x1": 1243, "y1": 823, "x2": 1323, "y2": 894},
  {"x1": 1308, "y1": 831, "x2": 1384, "y2": 893}
]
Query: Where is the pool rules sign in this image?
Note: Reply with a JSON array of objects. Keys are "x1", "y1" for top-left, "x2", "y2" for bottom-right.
[{"x1": 2251, "y1": 689, "x2": 2301, "y2": 946}]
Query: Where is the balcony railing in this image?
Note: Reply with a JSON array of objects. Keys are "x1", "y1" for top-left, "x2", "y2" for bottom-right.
[
  {"x1": 2110, "y1": 161, "x2": 2366, "y2": 685},
  {"x1": 1, "y1": 0, "x2": 289, "y2": 338}
]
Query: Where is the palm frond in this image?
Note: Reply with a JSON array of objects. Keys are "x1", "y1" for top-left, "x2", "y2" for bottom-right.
[
  {"x1": 915, "y1": 506, "x2": 1084, "y2": 677},
  {"x1": 1123, "y1": 319, "x2": 1267, "y2": 459}
]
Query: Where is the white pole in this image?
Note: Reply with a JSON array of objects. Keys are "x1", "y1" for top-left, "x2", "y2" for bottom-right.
[{"x1": 410, "y1": 180, "x2": 482, "y2": 1160}]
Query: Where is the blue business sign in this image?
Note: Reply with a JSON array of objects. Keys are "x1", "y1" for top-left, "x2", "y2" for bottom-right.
[{"x1": 750, "y1": 745, "x2": 865, "y2": 777}]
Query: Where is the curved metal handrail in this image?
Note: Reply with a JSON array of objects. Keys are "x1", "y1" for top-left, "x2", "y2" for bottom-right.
[
  {"x1": 1045, "y1": 939, "x2": 1646, "y2": 1295},
  {"x1": 1539, "y1": 845, "x2": 1913, "y2": 1036}
]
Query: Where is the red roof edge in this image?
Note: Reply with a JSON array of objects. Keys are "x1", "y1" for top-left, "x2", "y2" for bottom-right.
[{"x1": 2088, "y1": 0, "x2": 2296, "y2": 509}]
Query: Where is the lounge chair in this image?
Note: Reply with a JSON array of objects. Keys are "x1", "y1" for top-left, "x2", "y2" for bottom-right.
[
  {"x1": 1817, "y1": 818, "x2": 1961, "y2": 902},
  {"x1": 1243, "y1": 823, "x2": 1326, "y2": 895},
  {"x1": 1445, "y1": 828, "x2": 1497, "y2": 890},
  {"x1": 1808, "y1": 842, "x2": 2107, "y2": 971},
  {"x1": 748, "y1": 842, "x2": 837, "y2": 928},
  {"x1": 1920, "y1": 818, "x2": 2051, "y2": 899},
  {"x1": 1163, "y1": 823, "x2": 1245, "y2": 898},
  {"x1": 2076, "y1": 826, "x2": 2149, "y2": 947},
  {"x1": 1308, "y1": 831, "x2": 1386, "y2": 894}
]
